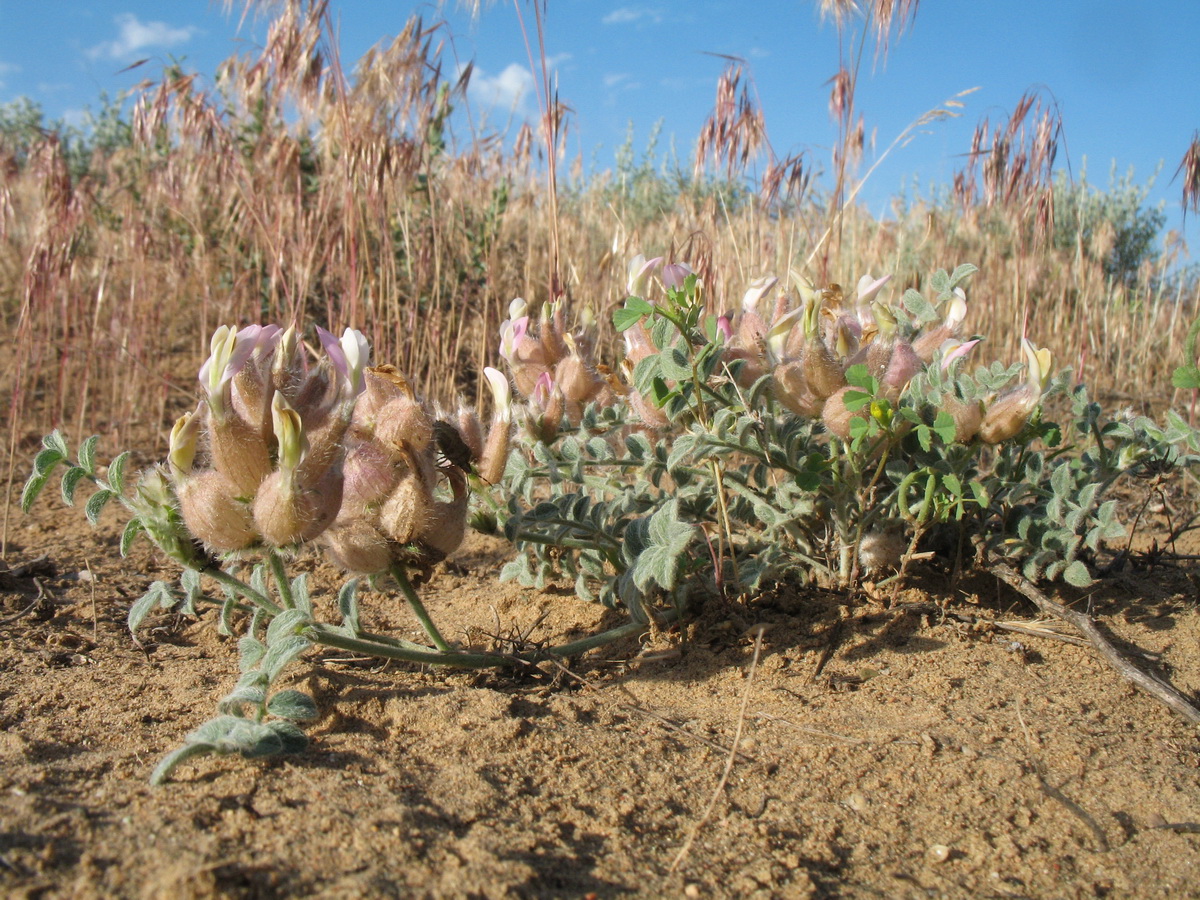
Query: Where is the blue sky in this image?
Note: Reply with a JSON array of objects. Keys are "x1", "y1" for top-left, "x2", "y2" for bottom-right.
[{"x1": 2, "y1": 1, "x2": 1198, "y2": 253}]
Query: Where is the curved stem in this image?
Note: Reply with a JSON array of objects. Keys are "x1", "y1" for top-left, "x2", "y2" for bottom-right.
[
  {"x1": 199, "y1": 565, "x2": 282, "y2": 616},
  {"x1": 308, "y1": 623, "x2": 518, "y2": 669},
  {"x1": 390, "y1": 564, "x2": 453, "y2": 652}
]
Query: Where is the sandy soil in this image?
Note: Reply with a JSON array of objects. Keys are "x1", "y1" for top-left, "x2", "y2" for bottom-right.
[{"x1": 3, "y1": 444, "x2": 1200, "y2": 899}]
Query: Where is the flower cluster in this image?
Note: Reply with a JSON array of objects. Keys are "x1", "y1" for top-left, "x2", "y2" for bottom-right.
[
  {"x1": 498, "y1": 256, "x2": 1052, "y2": 448},
  {"x1": 167, "y1": 324, "x2": 511, "y2": 574},
  {"x1": 498, "y1": 297, "x2": 619, "y2": 442}
]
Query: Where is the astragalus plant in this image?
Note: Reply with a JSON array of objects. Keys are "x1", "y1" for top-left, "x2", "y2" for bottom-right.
[
  {"x1": 494, "y1": 255, "x2": 1200, "y2": 620},
  {"x1": 23, "y1": 322, "x2": 639, "y2": 784}
]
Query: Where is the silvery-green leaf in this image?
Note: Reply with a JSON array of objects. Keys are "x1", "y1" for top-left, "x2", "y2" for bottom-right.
[
  {"x1": 33, "y1": 447, "x2": 65, "y2": 477},
  {"x1": 261, "y1": 634, "x2": 312, "y2": 682},
  {"x1": 238, "y1": 635, "x2": 266, "y2": 672},
  {"x1": 119, "y1": 516, "x2": 146, "y2": 557},
  {"x1": 20, "y1": 473, "x2": 48, "y2": 514},
  {"x1": 106, "y1": 451, "x2": 131, "y2": 495},
  {"x1": 1062, "y1": 560, "x2": 1092, "y2": 587},
  {"x1": 128, "y1": 581, "x2": 171, "y2": 634},
  {"x1": 264, "y1": 720, "x2": 309, "y2": 755},
  {"x1": 77, "y1": 435, "x2": 99, "y2": 475},
  {"x1": 267, "y1": 690, "x2": 318, "y2": 721},
  {"x1": 84, "y1": 489, "x2": 115, "y2": 526},
  {"x1": 42, "y1": 431, "x2": 69, "y2": 457}
]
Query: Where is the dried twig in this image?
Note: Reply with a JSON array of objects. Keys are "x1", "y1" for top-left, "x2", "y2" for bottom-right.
[{"x1": 990, "y1": 562, "x2": 1200, "y2": 725}]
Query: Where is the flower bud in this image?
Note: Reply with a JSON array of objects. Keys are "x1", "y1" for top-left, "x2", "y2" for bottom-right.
[
  {"x1": 880, "y1": 339, "x2": 922, "y2": 402},
  {"x1": 168, "y1": 404, "x2": 204, "y2": 479},
  {"x1": 480, "y1": 367, "x2": 513, "y2": 485},
  {"x1": 626, "y1": 254, "x2": 662, "y2": 296},
  {"x1": 177, "y1": 470, "x2": 258, "y2": 552},
  {"x1": 978, "y1": 384, "x2": 1039, "y2": 444}
]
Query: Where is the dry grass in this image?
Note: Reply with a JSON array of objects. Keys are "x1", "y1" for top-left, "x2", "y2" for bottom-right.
[{"x1": 1, "y1": 0, "x2": 1197, "y2": 473}]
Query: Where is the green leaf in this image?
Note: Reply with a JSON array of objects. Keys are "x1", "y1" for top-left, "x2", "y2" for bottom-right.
[
  {"x1": 107, "y1": 451, "x2": 131, "y2": 495},
  {"x1": 948, "y1": 263, "x2": 979, "y2": 289},
  {"x1": 631, "y1": 501, "x2": 694, "y2": 593},
  {"x1": 291, "y1": 574, "x2": 312, "y2": 616},
  {"x1": 932, "y1": 411, "x2": 957, "y2": 444},
  {"x1": 218, "y1": 684, "x2": 267, "y2": 717},
  {"x1": 239, "y1": 635, "x2": 267, "y2": 672},
  {"x1": 844, "y1": 364, "x2": 877, "y2": 392},
  {"x1": 266, "y1": 608, "x2": 313, "y2": 644},
  {"x1": 128, "y1": 581, "x2": 173, "y2": 633},
  {"x1": 337, "y1": 578, "x2": 361, "y2": 635},
  {"x1": 1062, "y1": 560, "x2": 1092, "y2": 588},
  {"x1": 77, "y1": 435, "x2": 99, "y2": 475},
  {"x1": 943, "y1": 473, "x2": 963, "y2": 498},
  {"x1": 614, "y1": 296, "x2": 653, "y2": 332},
  {"x1": 929, "y1": 269, "x2": 951, "y2": 295},
  {"x1": 263, "y1": 720, "x2": 309, "y2": 754},
  {"x1": 33, "y1": 447, "x2": 65, "y2": 477},
  {"x1": 119, "y1": 516, "x2": 146, "y2": 557},
  {"x1": 267, "y1": 690, "x2": 319, "y2": 722},
  {"x1": 659, "y1": 347, "x2": 693, "y2": 382},
  {"x1": 84, "y1": 489, "x2": 115, "y2": 526},
  {"x1": 261, "y1": 634, "x2": 312, "y2": 683},
  {"x1": 20, "y1": 473, "x2": 48, "y2": 514},
  {"x1": 42, "y1": 430, "x2": 69, "y2": 457},
  {"x1": 902, "y1": 289, "x2": 938, "y2": 325},
  {"x1": 1171, "y1": 366, "x2": 1200, "y2": 390}
]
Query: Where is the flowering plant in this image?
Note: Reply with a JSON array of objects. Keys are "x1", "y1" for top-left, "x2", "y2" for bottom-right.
[
  {"x1": 493, "y1": 256, "x2": 1200, "y2": 617},
  {"x1": 23, "y1": 322, "x2": 640, "y2": 783}
]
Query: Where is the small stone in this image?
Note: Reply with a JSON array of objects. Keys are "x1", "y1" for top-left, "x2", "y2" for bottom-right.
[
  {"x1": 846, "y1": 791, "x2": 868, "y2": 812},
  {"x1": 1146, "y1": 813, "x2": 1168, "y2": 829},
  {"x1": 684, "y1": 883, "x2": 702, "y2": 898},
  {"x1": 928, "y1": 844, "x2": 952, "y2": 864}
]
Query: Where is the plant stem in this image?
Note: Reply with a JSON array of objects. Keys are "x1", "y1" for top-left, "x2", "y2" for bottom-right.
[
  {"x1": 390, "y1": 564, "x2": 453, "y2": 652},
  {"x1": 268, "y1": 551, "x2": 294, "y2": 609},
  {"x1": 308, "y1": 624, "x2": 517, "y2": 668},
  {"x1": 200, "y1": 565, "x2": 282, "y2": 616}
]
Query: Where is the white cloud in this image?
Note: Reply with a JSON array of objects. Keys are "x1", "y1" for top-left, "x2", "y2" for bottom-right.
[
  {"x1": 468, "y1": 63, "x2": 536, "y2": 117},
  {"x1": 0, "y1": 61, "x2": 17, "y2": 90},
  {"x1": 602, "y1": 7, "x2": 663, "y2": 26},
  {"x1": 86, "y1": 13, "x2": 199, "y2": 61}
]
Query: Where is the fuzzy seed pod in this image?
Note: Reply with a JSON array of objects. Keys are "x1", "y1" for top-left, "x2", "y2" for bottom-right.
[
  {"x1": 880, "y1": 340, "x2": 922, "y2": 402},
  {"x1": 339, "y1": 439, "x2": 402, "y2": 517},
  {"x1": 375, "y1": 396, "x2": 434, "y2": 457},
  {"x1": 859, "y1": 525, "x2": 907, "y2": 572},
  {"x1": 252, "y1": 469, "x2": 343, "y2": 546},
  {"x1": 943, "y1": 394, "x2": 983, "y2": 443},
  {"x1": 979, "y1": 385, "x2": 1039, "y2": 444},
  {"x1": 322, "y1": 517, "x2": 393, "y2": 576},
  {"x1": 379, "y1": 475, "x2": 432, "y2": 545},
  {"x1": 821, "y1": 385, "x2": 870, "y2": 441},
  {"x1": 177, "y1": 470, "x2": 258, "y2": 552},
  {"x1": 803, "y1": 340, "x2": 847, "y2": 400},
  {"x1": 207, "y1": 410, "x2": 273, "y2": 497},
  {"x1": 772, "y1": 360, "x2": 825, "y2": 417},
  {"x1": 420, "y1": 469, "x2": 469, "y2": 559}
]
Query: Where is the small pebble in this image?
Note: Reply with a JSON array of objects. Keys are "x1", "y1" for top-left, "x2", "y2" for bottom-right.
[
  {"x1": 684, "y1": 884, "x2": 702, "y2": 898},
  {"x1": 846, "y1": 791, "x2": 868, "y2": 812},
  {"x1": 928, "y1": 844, "x2": 951, "y2": 864},
  {"x1": 1146, "y1": 813, "x2": 1168, "y2": 829}
]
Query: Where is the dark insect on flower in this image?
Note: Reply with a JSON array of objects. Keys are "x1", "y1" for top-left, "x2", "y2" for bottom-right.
[{"x1": 431, "y1": 421, "x2": 476, "y2": 475}]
